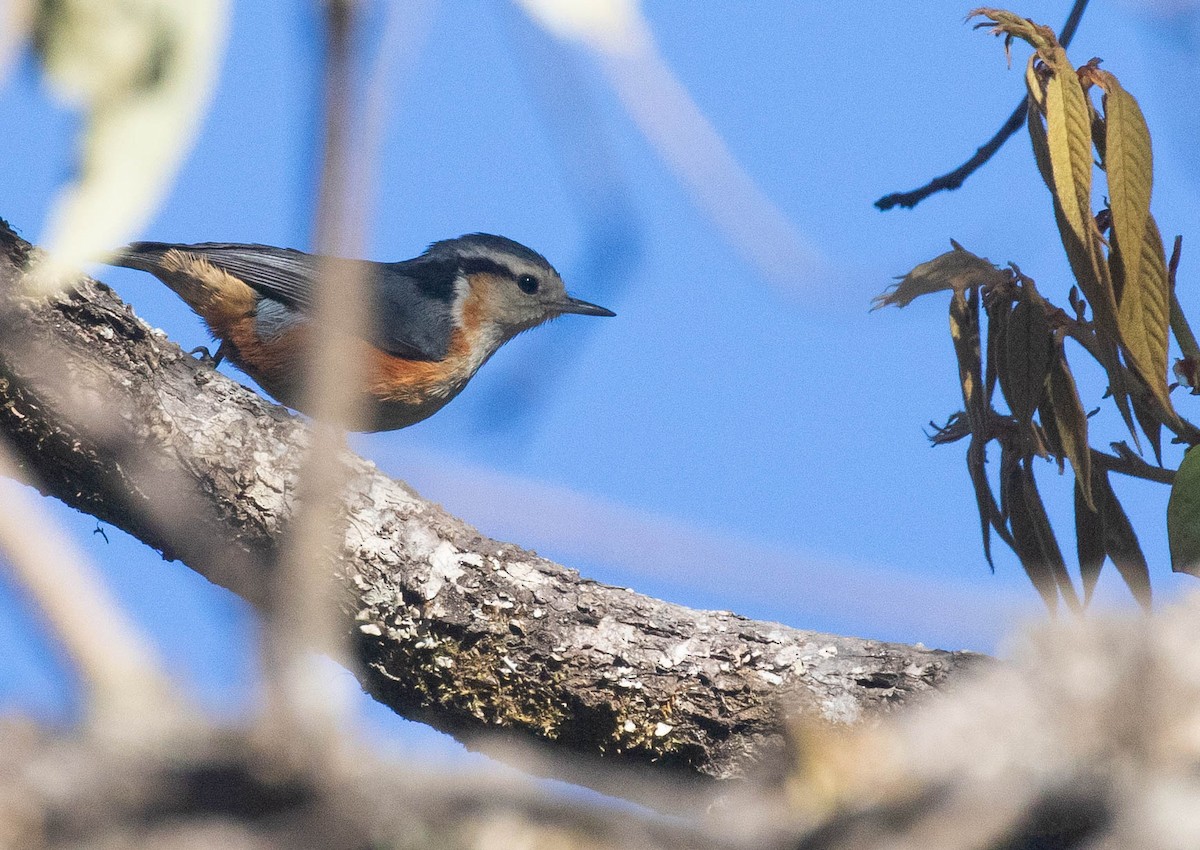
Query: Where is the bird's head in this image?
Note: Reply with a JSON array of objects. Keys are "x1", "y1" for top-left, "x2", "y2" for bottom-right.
[{"x1": 426, "y1": 234, "x2": 614, "y2": 341}]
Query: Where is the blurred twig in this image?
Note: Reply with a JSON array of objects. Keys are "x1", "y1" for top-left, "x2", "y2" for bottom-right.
[
  {"x1": 874, "y1": 0, "x2": 1091, "y2": 211},
  {"x1": 264, "y1": 0, "x2": 371, "y2": 754},
  {"x1": 0, "y1": 436, "x2": 180, "y2": 733}
]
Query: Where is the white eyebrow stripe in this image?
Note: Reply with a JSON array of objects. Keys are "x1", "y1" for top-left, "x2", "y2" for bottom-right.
[{"x1": 450, "y1": 272, "x2": 471, "y2": 330}]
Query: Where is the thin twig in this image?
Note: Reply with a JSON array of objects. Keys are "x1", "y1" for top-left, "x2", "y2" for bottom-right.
[{"x1": 875, "y1": 0, "x2": 1091, "y2": 211}]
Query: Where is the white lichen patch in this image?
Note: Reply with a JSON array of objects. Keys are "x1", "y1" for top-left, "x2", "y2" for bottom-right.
[
  {"x1": 583, "y1": 616, "x2": 638, "y2": 656},
  {"x1": 756, "y1": 669, "x2": 784, "y2": 686},
  {"x1": 354, "y1": 536, "x2": 402, "y2": 566},
  {"x1": 503, "y1": 560, "x2": 548, "y2": 589},
  {"x1": 820, "y1": 693, "x2": 862, "y2": 725},
  {"x1": 771, "y1": 644, "x2": 806, "y2": 670},
  {"x1": 420, "y1": 540, "x2": 466, "y2": 600},
  {"x1": 659, "y1": 638, "x2": 704, "y2": 670},
  {"x1": 398, "y1": 521, "x2": 442, "y2": 562}
]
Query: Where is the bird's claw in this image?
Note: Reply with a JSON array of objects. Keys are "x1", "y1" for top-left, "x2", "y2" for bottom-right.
[{"x1": 188, "y1": 344, "x2": 225, "y2": 368}]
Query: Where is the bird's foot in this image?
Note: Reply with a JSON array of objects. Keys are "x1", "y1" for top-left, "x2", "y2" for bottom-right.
[{"x1": 188, "y1": 343, "x2": 226, "y2": 368}]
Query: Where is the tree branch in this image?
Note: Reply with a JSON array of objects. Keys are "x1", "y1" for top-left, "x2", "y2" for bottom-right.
[{"x1": 0, "y1": 220, "x2": 983, "y2": 789}]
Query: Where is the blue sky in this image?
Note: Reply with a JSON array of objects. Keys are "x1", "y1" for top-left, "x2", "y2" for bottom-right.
[{"x1": 3, "y1": 0, "x2": 1200, "y2": 753}]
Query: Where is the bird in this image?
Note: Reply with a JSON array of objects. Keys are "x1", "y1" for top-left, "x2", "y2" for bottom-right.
[{"x1": 109, "y1": 233, "x2": 614, "y2": 431}]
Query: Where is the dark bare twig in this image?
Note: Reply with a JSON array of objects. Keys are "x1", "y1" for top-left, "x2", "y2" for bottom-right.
[{"x1": 874, "y1": 0, "x2": 1091, "y2": 211}]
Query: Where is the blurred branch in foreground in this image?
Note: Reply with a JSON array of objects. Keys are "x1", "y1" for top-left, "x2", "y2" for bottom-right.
[{"x1": 0, "y1": 220, "x2": 976, "y2": 796}]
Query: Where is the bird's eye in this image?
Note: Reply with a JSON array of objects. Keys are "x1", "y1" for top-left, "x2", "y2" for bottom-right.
[{"x1": 517, "y1": 274, "x2": 539, "y2": 294}]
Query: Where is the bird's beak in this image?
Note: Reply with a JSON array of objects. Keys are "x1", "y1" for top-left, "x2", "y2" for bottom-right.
[{"x1": 558, "y1": 295, "x2": 615, "y2": 317}]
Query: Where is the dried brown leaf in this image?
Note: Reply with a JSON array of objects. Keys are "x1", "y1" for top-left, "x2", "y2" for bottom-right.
[
  {"x1": 1004, "y1": 287, "x2": 1052, "y2": 426},
  {"x1": 1045, "y1": 340, "x2": 1093, "y2": 508},
  {"x1": 1074, "y1": 472, "x2": 1106, "y2": 605},
  {"x1": 950, "y1": 287, "x2": 986, "y2": 435},
  {"x1": 873, "y1": 246, "x2": 1006, "y2": 310},
  {"x1": 1097, "y1": 471, "x2": 1152, "y2": 608}
]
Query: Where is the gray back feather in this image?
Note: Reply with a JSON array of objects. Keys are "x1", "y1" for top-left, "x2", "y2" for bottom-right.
[{"x1": 119, "y1": 242, "x2": 458, "y2": 361}]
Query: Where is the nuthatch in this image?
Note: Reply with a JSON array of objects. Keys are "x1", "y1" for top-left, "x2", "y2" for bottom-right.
[{"x1": 111, "y1": 234, "x2": 614, "y2": 431}]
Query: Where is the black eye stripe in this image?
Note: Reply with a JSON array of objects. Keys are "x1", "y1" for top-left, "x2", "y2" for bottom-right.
[
  {"x1": 458, "y1": 256, "x2": 517, "y2": 279},
  {"x1": 457, "y1": 256, "x2": 543, "y2": 295}
]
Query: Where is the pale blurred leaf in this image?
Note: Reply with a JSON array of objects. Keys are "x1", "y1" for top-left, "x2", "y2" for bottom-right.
[
  {"x1": 513, "y1": 0, "x2": 644, "y2": 53},
  {"x1": 33, "y1": 0, "x2": 229, "y2": 286},
  {"x1": 0, "y1": 0, "x2": 34, "y2": 81}
]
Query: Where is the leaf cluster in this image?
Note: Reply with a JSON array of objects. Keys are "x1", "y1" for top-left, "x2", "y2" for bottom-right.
[{"x1": 875, "y1": 10, "x2": 1200, "y2": 609}]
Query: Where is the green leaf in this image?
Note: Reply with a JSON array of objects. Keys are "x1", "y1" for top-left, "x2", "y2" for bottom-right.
[
  {"x1": 1103, "y1": 74, "x2": 1152, "y2": 295},
  {"x1": 873, "y1": 246, "x2": 1006, "y2": 310},
  {"x1": 1168, "y1": 445, "x2": 1200, "y2": 577},
  {"x1": 1004, "y1": 287, "x2": 1052, "y2": 425},
  {"x1": 1002, "y1": 452, "x2": 1080, "y2": 612},
  {"x1": 1045, "y1": 340, "x2": 1092, "y2": 508},
  {"x1": 971, "y1": 10, "x2": 1057, "y2": 54},
  {"x1": 1022, "y1": 459, "x2": 1082, "y2": 614},
  {"x1": 1044, "y1": 61, "x2": 1095, "y2": 263}
]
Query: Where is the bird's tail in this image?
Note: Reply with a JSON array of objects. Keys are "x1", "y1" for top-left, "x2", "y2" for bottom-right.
[
  {"x1": 108, "y1": 242, "x2": 259, "y2": 324},
  {"x1": 108, "y1": 242, "x2": 177, "y2": 274}
]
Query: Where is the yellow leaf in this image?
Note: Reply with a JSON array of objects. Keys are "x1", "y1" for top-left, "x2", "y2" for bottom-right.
[
  {"x1": 1096, "y1": 71, "x2": 1174, "y2": 420},
  {"x1": 1116, "y1": 214, "x2": 1173, "y2": 418},
  {"x1": 1023, "y1": 46, "x2": 1138, "y2": 446}
]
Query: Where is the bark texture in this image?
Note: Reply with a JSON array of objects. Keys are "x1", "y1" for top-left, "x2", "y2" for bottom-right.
[{"x1": 0, "y1": 221, "x2": 984, "y2": 782}]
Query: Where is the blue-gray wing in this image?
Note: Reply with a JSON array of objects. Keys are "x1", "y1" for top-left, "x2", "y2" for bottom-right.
[{"x1": 119, "y1": 242, "x2": 458, "y2": 361}]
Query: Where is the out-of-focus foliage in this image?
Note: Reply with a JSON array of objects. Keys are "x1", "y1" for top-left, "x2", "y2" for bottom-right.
[
  {"x1": 877, "y1": 9, "x2": 1200, "y2": 609},
  {"x1": 28, "y1": 0, "x2": 229, "y2": 287}
]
